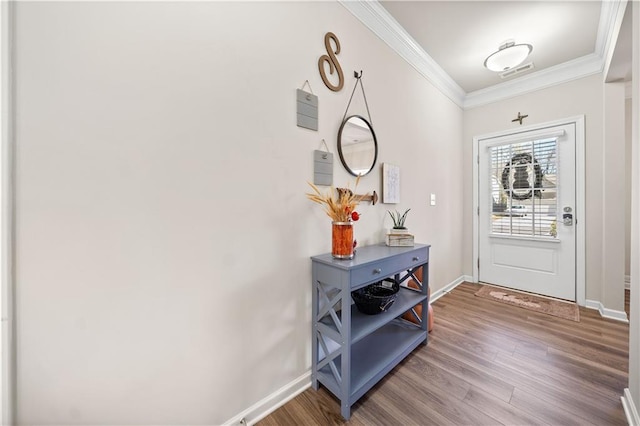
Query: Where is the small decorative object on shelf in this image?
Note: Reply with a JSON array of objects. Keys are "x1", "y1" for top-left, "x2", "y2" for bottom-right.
[
  {"x1": 332, "y1": 221, "x2": 354, "y2": 259},
  {"x1": 306, "y1": 177, "x2": 368, "y2": 259},
  {"x1": 351, "y1": 279, "x2": 399, "y2": 315},
  {"x1": 388, "y1": 208, "x2": 411, "y2": 232},
  {"x1": 386, "y1": 233, "x2": 415, "y2": 247},
  {"x1": 387, "y1": 208, "x2": 414, "y2": 246}
]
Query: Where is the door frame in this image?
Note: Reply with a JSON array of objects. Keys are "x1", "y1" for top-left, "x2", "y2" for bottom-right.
[
  {"x1": 1, "y1": 1, "x2": 14, "y2": 423},
  {"x1": 472, "y1": 115, "x2": 586, "y2": 306}
]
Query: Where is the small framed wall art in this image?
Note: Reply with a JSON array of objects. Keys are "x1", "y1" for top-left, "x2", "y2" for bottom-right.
[{"x1": 382, "y1": 163, "x2": 400, "y2": 204}]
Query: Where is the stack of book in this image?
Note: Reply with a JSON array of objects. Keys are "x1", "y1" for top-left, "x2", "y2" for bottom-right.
[{"x1": 385, "y1": 232, "x2": 415, "y2": 247}]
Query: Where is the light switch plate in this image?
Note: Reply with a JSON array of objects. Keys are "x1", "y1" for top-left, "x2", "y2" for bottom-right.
[{"x1": 430, "y1": 193, "x2": 436, "y2": 206}]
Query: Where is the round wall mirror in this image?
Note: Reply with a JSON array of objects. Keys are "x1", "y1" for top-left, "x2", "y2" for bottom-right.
[{"x1": 337, "y1": 115, "x2": 378, "y2": 177}]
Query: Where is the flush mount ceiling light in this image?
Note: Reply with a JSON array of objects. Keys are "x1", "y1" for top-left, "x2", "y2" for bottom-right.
[{"x1": 484, "y1": 40, "x2": 533, "y2": 72}]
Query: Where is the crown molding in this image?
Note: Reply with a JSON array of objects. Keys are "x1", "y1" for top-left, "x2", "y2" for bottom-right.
[
  {"x1": 340, "y1": 0, "x2": 625, "y2": 110},
  {"x1": 600, "y1": 0, "x2": 629, "y2": 81},
  {"x1": 339, "y1": 0, "x2": 466, "y2": 107},
  {"x1": 596, "y1": 0, "x2": 626, "y2": 58},
  {"x1": 464, "y1": 53, "x2": 604, "y2": 109}
]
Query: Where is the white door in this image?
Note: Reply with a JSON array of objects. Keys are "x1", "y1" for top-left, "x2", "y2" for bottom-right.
[{"x1": 478, "y1": 123, "x2": 576, "y2": 301}]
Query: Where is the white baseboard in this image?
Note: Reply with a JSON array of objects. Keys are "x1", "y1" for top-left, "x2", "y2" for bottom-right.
[
  {"x1": 622, "y1": 388, "x2": 640, "y2": 426},
  {"x1": 585, "y1": 299, "x2": 629, "y2": 323},
  {"x1": 222, "y1": 371, "x2": 311, "y2": 426},
  {"x1": 431, "y1": 275, "x2": 470, "y2": 303}
]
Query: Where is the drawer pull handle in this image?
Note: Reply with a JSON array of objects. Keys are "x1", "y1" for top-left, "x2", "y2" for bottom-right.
[
  {"x1": 373, "y1": 268, "x2": 382, "y2": 274},
  {"x1": 413, "y1": 257, "x2": 420, "y2": 262}
]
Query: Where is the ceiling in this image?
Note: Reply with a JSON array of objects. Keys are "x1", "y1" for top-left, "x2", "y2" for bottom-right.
[{"x1": 341, "y1": 0, "x2": 632, "y2": 108}]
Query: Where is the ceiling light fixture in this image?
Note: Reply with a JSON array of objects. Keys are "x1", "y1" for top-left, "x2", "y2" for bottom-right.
[{"x1": 484, "y1": 40, "x2": 533, "y2": 72}]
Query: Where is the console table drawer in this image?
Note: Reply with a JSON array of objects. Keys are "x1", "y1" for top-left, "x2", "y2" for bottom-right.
[{"x1": 351, "y1": 247, "x2": 428, "y2": 288}]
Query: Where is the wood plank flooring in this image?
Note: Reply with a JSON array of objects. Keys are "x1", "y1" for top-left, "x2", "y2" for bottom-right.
[{"x1": 259, "y1": 282, "x2": 629, "y2": 426}]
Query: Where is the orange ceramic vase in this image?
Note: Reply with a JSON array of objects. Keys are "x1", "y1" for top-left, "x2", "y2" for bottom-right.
[{"x1": 332, "y1": 221, "x2": 354, "y2": 259}]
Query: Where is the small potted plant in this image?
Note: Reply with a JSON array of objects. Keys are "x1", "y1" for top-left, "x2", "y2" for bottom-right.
[{"x1": 388, "y1": 208, "x2": 411, "y2": 234}]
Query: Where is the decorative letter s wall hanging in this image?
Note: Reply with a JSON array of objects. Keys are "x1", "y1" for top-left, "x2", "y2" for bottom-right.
[{"x1": 318, "y1": 32, "x2": 344, "y2": 92}]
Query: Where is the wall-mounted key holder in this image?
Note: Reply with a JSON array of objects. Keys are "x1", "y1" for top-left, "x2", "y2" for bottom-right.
[
  {"x1": 297, "y1": 81, "x2": 318, "y2": 131},
  {"x1": 314, "y1": 140, "x2": 333, "y2": 185}
]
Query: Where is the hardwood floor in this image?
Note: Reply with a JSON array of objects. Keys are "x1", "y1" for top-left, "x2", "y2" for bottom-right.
[{"x1": 259, "y1": 282, "x2": 629, "y2": 426}]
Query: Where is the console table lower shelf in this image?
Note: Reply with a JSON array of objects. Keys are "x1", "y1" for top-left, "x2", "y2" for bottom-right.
[{"x1": 316, "y1": 320, "x2": 426, "y2": 408}]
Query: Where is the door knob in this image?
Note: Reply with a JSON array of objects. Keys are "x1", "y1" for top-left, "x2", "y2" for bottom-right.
[
  {"x1": 563, "y1": 207, "x2": 573, "y2": 226},
  {"x1": 563, "y1": 213, "x2": 573, "y2": 226}
]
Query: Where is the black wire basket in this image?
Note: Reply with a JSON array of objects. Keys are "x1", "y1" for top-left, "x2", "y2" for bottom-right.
[{"x1": 351, "y1": 280, "x2": 400, "y2": 315}]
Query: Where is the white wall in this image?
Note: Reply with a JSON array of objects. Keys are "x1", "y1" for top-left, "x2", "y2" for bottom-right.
[
  {"x1": 463, "y1": 74, "x2": 624, "y2": 311},
  {"x1": 12, "y1": 2, "x2": 464, "y2": 424},
  {"x1": 603, "y1": 82, "x2": 626, "y2": 310},
  {"x1": 628, "y1": 0, "x2": 640, "y2": 415},
  {"x1": 626, "y1": 97, "x2": 632, "y2": 280},
  {"x1": 0, "y1": 1, "x2": 13, "y2": 424}
]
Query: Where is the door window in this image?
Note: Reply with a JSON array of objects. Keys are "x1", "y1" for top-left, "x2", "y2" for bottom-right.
[{"x1": 489, "y1": 138, "x2": 558, "y2": 238}]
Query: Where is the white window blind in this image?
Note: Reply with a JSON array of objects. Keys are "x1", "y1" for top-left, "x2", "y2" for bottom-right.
[{"x1": 489, "y1": 138, "x2": 558, "y2": 238}]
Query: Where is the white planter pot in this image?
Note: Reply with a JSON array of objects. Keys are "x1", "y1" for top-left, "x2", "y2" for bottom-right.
[{"x1": 389, "y1": 228, "x2": 409, "y2": 235}]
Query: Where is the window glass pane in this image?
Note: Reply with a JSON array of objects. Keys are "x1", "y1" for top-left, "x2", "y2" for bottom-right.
[
  {"x1": 534, "y1": 189, "x2": 557, "y2": 237},
  {"x1": 489, "y1": 138, "x2": 558, "y2": 239},
  {"x1": 534, "y1": 138, "x2": 557, "y2": 190}
]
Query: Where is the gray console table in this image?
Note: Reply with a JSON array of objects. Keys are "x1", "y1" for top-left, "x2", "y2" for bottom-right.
[{"x1": 311, "y1": 243, "x2": 430, "y2": 420}]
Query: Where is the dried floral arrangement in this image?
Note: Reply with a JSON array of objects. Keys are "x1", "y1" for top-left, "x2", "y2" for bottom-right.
[{"x1": 306, "y1": 178, "x2": 367, "y2": 223}]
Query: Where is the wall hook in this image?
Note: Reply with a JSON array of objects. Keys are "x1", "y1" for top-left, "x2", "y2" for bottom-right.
[
  {"x1": 360, "y1": 190, "x2": 378, "y2": 205},
  {"x1": 342, "y1": 70, "x2": 372, "y2": 125},
  {"x1": 337, "y1": 188, "x2": 378, "y2": 205}
]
